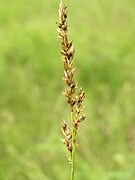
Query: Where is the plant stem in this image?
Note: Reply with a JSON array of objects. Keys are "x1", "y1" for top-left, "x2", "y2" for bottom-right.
[{"x1": 71, "y1": 111, "x2": 76, "y2": 180}]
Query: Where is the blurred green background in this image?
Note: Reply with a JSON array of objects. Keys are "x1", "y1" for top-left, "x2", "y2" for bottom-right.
[{"x1": 0, "y1": 0, "x2": 135, "y2": 179}]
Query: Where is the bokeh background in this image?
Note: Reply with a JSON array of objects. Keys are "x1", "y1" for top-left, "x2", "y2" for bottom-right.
[{"x1": 0, "y1": 0, "x2": 135, "y2": 179}]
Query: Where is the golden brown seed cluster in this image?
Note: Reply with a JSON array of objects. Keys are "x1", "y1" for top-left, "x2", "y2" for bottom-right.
[
  {"x1": 74, "y1": 88, "x2": 86, "y2": 133},
  {"x1": 57, "y1": 1, "x2": 86, "y2": 166}
]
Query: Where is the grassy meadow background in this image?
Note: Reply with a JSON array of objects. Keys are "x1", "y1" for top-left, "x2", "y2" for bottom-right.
[{"x1": 0, "y1": 0, "x2": 135, "y2": 179}]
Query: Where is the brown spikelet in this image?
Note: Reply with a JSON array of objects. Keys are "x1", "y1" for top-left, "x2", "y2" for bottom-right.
[{"x1": 57, "y1": 1, "x2": 86, "y2": 174}]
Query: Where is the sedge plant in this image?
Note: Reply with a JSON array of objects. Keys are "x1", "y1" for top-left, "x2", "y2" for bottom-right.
[{"x1": 57, "y1": 1, "x2": 86, "y2": 180}]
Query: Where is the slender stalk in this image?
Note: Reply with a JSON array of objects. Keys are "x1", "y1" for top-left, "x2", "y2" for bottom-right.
[
  {"x1": 57, "y1": 1, "x2": 86, "y2": 179},
  {"x1": 71, "y1": 111, "x2": 76, "y2": 180}
]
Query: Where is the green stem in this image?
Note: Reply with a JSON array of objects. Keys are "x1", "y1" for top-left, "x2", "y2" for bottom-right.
[{"x1": 71, "y1": 111, "x2": 76, "y2": 180}]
